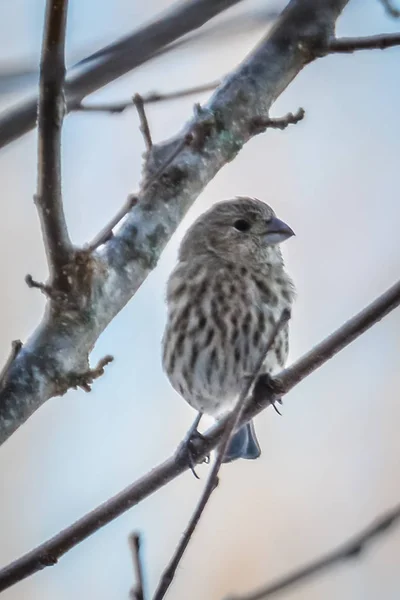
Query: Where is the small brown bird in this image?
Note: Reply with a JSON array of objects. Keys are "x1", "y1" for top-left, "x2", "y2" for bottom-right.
[{"x1": 162, "y1": 197, "x2": 295, "y2": 462}]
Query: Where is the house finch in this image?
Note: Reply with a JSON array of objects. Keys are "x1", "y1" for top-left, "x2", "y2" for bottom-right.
[{"x1": 162, "y1": 197, "x2": 295, "y2": 463}]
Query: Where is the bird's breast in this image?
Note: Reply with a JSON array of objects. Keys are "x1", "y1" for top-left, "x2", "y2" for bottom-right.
[{"x1": 162, "y1": 264, "x2": 292, "y2": 417}]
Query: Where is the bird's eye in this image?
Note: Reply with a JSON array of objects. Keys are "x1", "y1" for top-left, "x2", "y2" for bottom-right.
[{"x1": 233, "y1": 219, "x2": 251, "y2": 232}]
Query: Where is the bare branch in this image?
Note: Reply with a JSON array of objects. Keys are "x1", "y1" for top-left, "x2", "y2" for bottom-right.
[
  {"x1": 327, "y1": 32, "x2": 400, "y2": 53},
  {"x1": 129, "y1": 533, "x2": 146, "y2": 600},
  {"x1": 0, "y1": 0, "x2": 245, "y2": 150},
  {"x1": 227, "y1": 504, "x2": 400, "y2": 600},
  {"x1": 133, "y1": 94, "x2": 153, "y2": 152},
  {"x1": 152, "y1": 311, "x2": 290, "y2": 600},
  {"x1": 36, "y1": 0, "x2": 72, "y2": 292},
  {"x1": 380, "y1": 0, "x2": 400, "y2": 17},
  {"x1": 75, "y1": 81, "x2": 220, "y2": 114},
  {"x1": 250, "y1": 108, "x2": 305, "y2": 134},
  {"x1": 0, "y1": 277, "x2": 398, "y2": 594},
  {"x1": 0, "y1": 0, "x2": 351, "y2": 451}
]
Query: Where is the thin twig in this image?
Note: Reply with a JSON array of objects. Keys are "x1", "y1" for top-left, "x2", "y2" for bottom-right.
[
  {"x1": 0, "y1": 278, "x2": 399, "y2": 594},
  {"x1": 129, "y1": 533, "x2": 146, "y2": 600},
  {"x1": 133, "y1": 94, "x2": 153, "y2": 152},
  {"x1": 153, "y1": 310, "x2": 291, "y2": 600},
  {"x1": 36, "y1": 0, "x2": 73, "y2": 292},
  {"x1": 327, "y1": 33, "x2": 400, "y2": 53},
  {"x1": 380, "y1": 0, "x2": 400, "y2": 18},
  {"x1": 86, "y1": 132, "x2": 193, "y2": 251},
  {"x1": 250, "y1": 108, "x2": 305, "y2": 133},
  {"x1": 67, "y1": 355, "x2": 114, "y2": 393},
  {"x1": 73, "y1": 81, "x2": 220, "y2": 114},
  {"x1": 227, "y1": 503, "x2": 400, "y2": 600}
]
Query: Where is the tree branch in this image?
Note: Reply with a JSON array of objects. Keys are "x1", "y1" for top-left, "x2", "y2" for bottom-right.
[
  {"x1": 36, "y1": 0, "x2": 73, "y2": 292},
  {"x1": 74, "y1": 81, "x2": 220, "y2": 114},
  {"x1": 227, "y1": 503, "x2": 400, "y2": 600},
  {"x1": 327, "y1": 32, "x2": 400, "y2": 53},
  {"x1": 129, "y1": 533, "x2": 146, "y2": 600},
  {"x1": 0, "y1": 277, "x2": 398, "y2": 594},
  {"x1": 0, "y1": 0, "x2": 343, "y2": 445},
  {"x1": 0, "y1": 0, "x2": 244, "y2": 150},
  {"x1": 133, "y1": 94, "x2": 153, "y2": 152},
  {"x1": 379, "y1": 0, "x2": 400, "y2": 18},
  {"x1": 153, "y1": 311, "x2": 290, "y2": 600}
]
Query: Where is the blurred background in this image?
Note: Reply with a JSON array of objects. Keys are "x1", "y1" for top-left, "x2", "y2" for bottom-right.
[{"x1": 0, "y1": 1, "x2": 400, "y2": 599}]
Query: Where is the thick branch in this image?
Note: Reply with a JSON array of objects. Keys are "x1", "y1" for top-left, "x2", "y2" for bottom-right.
[
  {"x1": 228, "y1": 504, "x2": 400, "y2": 600},
  {"x1": 37, "y1": 0, "x2": 73, "y2": 291},
  {"x1": 0, "y1": 277, "x2": 398, "y2": 593},
  {"x1": 0, "y1": 0, "x2": 244, "y2": 150},
  {"x1": 0, "y1": 0, "x2": 348, "y2": 445},
  {"x1": 153, "y1": 311, "x2": 290, "y2": 600}
]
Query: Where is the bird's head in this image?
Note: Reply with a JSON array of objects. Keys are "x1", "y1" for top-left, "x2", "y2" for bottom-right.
[{"x1": 179, "y1": 197, "x2": 294, "y2": 268}]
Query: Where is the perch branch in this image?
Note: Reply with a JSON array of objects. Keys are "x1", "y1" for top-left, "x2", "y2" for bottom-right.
[
  {"x1": 228, "y1": 503, "x2": 400, "y2": 600},
  {"x1": 129, "y1": 533, "x2": 146, "y2": 600},
  {"x1": 36, "y1": 0, "x2": 73, "y2": 292},
  {"x1": 0, "y1": 277, "x2": 399, "y2": 593},
  {"x1": 152, "y1": 311, "x2": 290, "y2": 600}
]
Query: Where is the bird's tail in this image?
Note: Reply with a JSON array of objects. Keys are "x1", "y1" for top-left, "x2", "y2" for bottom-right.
[{"x1": 222, "y1": 420, "x2": 261, "y2": 463}]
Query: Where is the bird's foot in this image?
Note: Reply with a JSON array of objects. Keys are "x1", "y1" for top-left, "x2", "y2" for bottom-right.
[
  {"x1": 175, "y1": 414, "x2": 210, "y2": 478},
  {"x1": 252, "y1": 373, "x2": 284, "y2": 415}
]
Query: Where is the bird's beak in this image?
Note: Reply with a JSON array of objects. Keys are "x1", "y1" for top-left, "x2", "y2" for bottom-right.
[{"x1": 263, "y1": 216, "x2": 295, "y2": 246}]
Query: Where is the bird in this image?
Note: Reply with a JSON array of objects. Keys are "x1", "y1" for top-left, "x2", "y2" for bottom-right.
[{"x1": 162, "y1": 196, "x2": 295, "y2": 463}]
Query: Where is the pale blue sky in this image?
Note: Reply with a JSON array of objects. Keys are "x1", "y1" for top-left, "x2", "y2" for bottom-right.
[{"x1": 0, "y1": 2, "x2": 399, "y2": 600}]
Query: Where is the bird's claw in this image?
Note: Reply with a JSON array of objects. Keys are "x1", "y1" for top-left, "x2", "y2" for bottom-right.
[
  {"x1": 176, "y1": 430, "x2": 210, "y2": 478},
  {"x1": 252, "y1": 373, "x2": 284, "y2": 414}
]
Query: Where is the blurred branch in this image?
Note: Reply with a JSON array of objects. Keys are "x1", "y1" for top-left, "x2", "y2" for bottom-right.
[
  {"x1": 380, "y1": 0, "x2": 400, "y2": 17},
  {"x1": 0, "y1": 0, "x2": 245, "y2": 149},
  {"x1": 36, "y1": 0, "x2": 72, "y2": 292},
  {"x1": 227, "y1": 503, "x2": 400, "y2": 600},
  {"x1": 0, "y1": 278, "x2": 399, "y2": 593},
  {"x1": 74, "y1": 81, "x2": 220, "y2": 114},
  {"x1": 327, "y1": 32, "x2": 400, "y2": 52},
  {"x1": 0, "y1": 6, "x2": 278, "y2": 98},
  {"x1": 153, "y1": 311, "x2": 290, "y2": 600},
  {"x1": 129, "y1": 533, "x2": 146, "y2": 600},
  {"x1": 78, "y1": 0, "x2": 244, "y2": 67}
]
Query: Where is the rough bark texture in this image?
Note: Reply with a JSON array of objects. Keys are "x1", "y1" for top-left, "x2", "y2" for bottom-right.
[{"x1": 0, "y1": 0, "x2": 350, "y2": 445}]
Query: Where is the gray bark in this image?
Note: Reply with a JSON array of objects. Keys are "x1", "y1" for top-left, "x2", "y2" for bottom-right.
[{"x1": 0, "y1": 0, "x2": 350, "y2": 445}]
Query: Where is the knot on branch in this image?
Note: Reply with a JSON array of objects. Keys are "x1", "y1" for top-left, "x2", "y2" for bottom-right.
[
  {"x1": 250, "y1": 108, "x2": 305, "y2": 135},
  {"x1": 57, "y1": 355, "x2": 114, "y2": 395},
  {"x1": 25, "y1": 250, "x2": 103, "y2": 312}
]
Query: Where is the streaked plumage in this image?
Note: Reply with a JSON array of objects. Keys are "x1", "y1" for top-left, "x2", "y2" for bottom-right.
[{"x1": 162, "y1": 197, "x2": 295, "y2": 462}]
